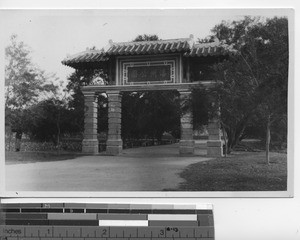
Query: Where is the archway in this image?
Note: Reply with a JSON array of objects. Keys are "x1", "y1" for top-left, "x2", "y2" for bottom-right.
[{"x1": 62, "y1": 35, "x2": 230, "y2": 157}]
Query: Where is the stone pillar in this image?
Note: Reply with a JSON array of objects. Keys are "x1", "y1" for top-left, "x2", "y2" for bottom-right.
[
  {"x1": 106, "y1": 91, "x2": 123, "y2": 155},
  {"x1": 179, "y1": 90, "x2": 194, "y2": 155},
  {"x1": 207, "y1": 96, "x2": 223, "y2": 157},
  {"x1": 82, "y1": 92, "x2": 99, "y2": 154}
]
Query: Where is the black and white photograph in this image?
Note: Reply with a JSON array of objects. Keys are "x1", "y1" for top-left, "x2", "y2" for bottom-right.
[{"x1": 1, "y1": 9, "x2": 293, "y2": 196}]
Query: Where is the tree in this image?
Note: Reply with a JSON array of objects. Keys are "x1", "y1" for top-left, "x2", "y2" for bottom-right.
[
  {"x1": 133, "y1": 34, "x2": 160, "y2": 42},
  {"x1": 211, "y1": 56, "x2": 259, "y2": 153},
  {"x1": 250, "y1": 17, "x2": 288, "y2": 163},
  {"x1": 5, "y1": 35, "x2": 57, "y2": 109},
  {"x1": 23, "y1": 97, "x2": 78, "y2": 146},
  {"x1": 5, "y1": 34, "x2": 58, "y2": 151},
  {"x1": 209, "y1": 17, "x2": 288, "y2": 158}
]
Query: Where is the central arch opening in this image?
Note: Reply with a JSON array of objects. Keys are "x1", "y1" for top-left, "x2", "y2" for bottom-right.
[
  {"x1": 121, "y1": 90, "x2": 181, "y2": 149},
  {"x1": 95, "y1": 88, "x2": 210, "y2": 155}
]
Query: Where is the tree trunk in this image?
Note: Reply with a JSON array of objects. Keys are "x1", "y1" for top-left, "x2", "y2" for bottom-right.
[
  {"x1": 222, "y1": 126, "x2": 227, "y2": 157},
  {"x1": 7, "y1": 125, "x2": 13, "y2": 151},
  {"x1": 266, "y1": 115, "x2": 271, "y2": 165},
  {"x1": 226, "y1": 131, "x2": 232, "y2": 154},
  {"x1": 226, "y1": 124, "x2": 247, "y2": 154},
  {"x1": 15, "y1": 131, "x2": 22, "y2": 152},
  {"x1": 56, "y1": 112, "x2": 61, "y2": 154},
  {"x1": 227, "y1": 129, "x2": 236, "y2": 154}
]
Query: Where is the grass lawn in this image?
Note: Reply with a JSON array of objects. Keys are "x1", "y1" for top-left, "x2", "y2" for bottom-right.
[
  {"x1": 176, "y1": 151, "x2": 287, "y2": 191},
  {"x1": 5, "y1": 151, "x2": 78, "y2": 165}
]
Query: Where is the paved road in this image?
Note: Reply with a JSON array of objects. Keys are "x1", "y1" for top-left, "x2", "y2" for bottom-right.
[{"x1": 6, "y1": 144, "x2": 211, "y2": 191}]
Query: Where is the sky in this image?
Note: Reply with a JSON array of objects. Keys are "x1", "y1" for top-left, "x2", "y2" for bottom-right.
[{"x1": 1, "y1": 9, "x2": 289, "y2": 89}]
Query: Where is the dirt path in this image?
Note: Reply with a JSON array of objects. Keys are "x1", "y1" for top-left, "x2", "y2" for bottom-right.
[{"x1": 6, "y1": 144, "x2": 211, "y2": 191}]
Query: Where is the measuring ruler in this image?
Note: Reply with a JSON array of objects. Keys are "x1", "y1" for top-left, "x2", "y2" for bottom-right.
[{"x1": 0, "y1": 203, "x2": 214, "y2": 240}]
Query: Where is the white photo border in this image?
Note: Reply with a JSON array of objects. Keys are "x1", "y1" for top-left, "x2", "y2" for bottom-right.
[{"x1": 0, "y1": 7, "x2": 295, "y2": 198}]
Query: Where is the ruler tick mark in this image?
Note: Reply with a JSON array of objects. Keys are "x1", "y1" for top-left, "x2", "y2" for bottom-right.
[{"x1": 1, "y1": 203, "x2": 214, "y2": 239}]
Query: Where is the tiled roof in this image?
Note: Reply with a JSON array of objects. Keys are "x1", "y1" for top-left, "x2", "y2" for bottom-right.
[
  {"x1": 106, "y1": 38, "x2": 191, "y2": 55},
  {"x1": 184, "y1": 42, "x2": 234, "y2": 57},
  {"x1": 62, "y1": 37, "x2": 234, "y2": 68},
  {"x1": 61, "y1": 49, "x2": 108, "y2": 66}
]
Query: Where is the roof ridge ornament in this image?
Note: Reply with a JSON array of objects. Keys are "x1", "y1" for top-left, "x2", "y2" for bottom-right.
[
  {"x1": 188, "y1": 34, "x2": 195, "y2": 48},
  {"x1": 102, "y1": 39, "x2": 114, "y2": 52}
]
